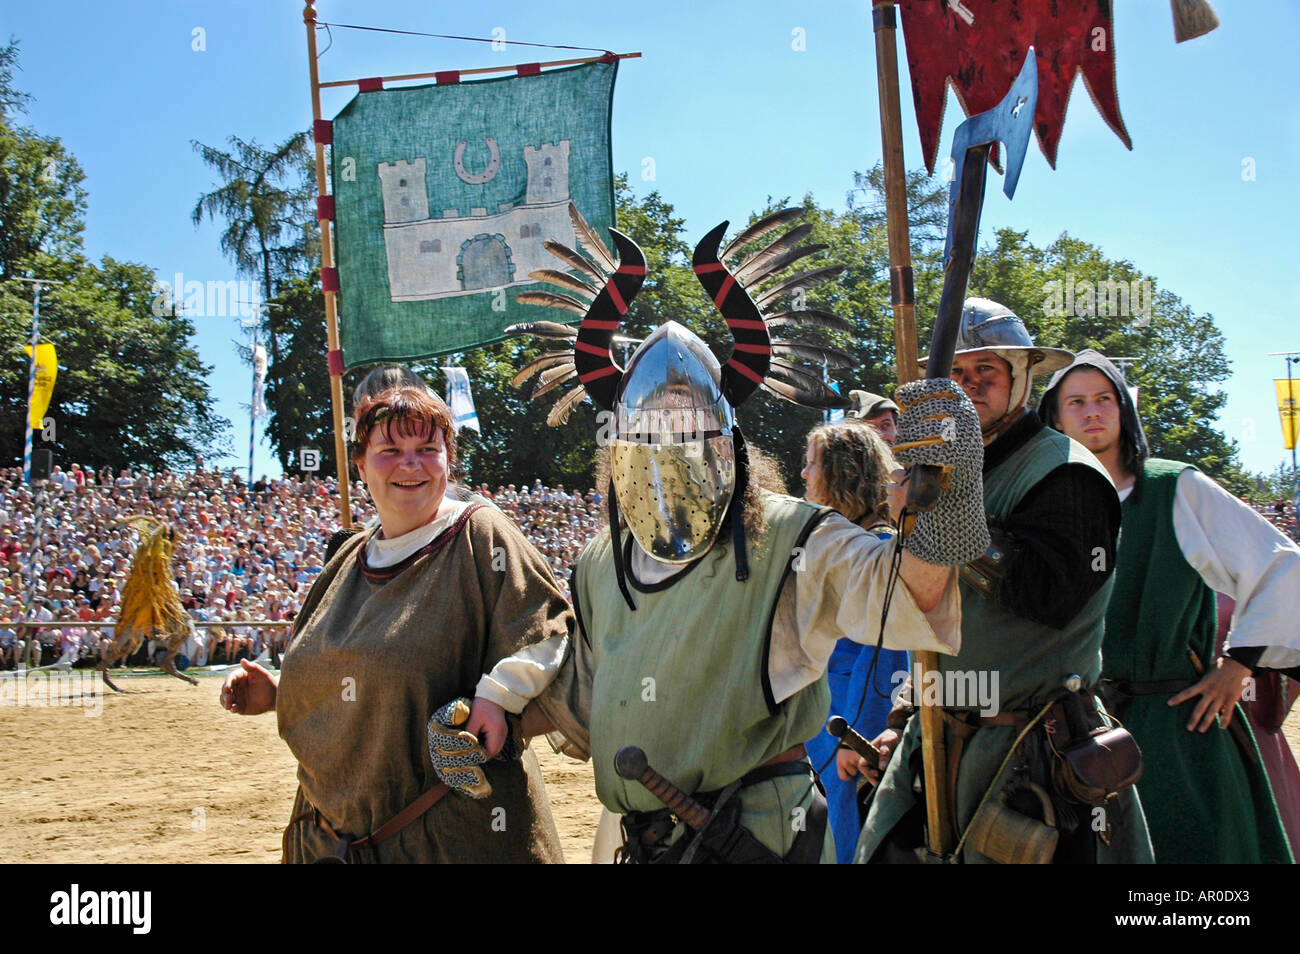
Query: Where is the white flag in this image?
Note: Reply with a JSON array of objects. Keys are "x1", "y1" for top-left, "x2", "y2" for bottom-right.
[
  {"x1": 252, "y1": 344, "x2": 268, "y2": 419},
  {"x1": 442, "y1": 366, "x2": 481, "y2": 433},
  {"x1": 824, "y1": 367, "x2": 845, "y2": 424}
]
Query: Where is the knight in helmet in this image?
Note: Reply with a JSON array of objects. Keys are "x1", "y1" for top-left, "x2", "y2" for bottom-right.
[
  {"x1": 855, "y1": 299, "x2": 1154, "y2": 864},
  {"x1": 491, "y1": 206, "x2": 989, "y2": 863}
]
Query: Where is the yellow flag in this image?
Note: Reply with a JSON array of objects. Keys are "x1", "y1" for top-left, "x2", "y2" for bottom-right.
[
  {"x1": 1276, "y1": 378, "x2": 1300, "y2": 451},
  {"x1": 23, "y1": 342, "x2": 57, "y2": 430}
]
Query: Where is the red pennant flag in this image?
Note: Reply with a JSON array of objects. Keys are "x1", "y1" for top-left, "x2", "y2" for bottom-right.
[{"x1": 896, "y1": 0, "x2": 1132, "y2": 170}]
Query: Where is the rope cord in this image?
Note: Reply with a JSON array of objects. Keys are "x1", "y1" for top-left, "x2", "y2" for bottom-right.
[
  {"x1": 809, "y1": 512, "x2": 908, "y2": 789},
  {"x1": 317, "y1": 21, "x2": 612, "y2": 54}
]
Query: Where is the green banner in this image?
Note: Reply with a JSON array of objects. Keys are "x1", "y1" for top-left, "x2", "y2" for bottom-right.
[{"x1": 330, "y1": 61, "x2": 617, "y2": 368}]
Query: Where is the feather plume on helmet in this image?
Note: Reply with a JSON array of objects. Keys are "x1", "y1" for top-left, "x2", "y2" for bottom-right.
[
  {"x1": 505, "y1": 204, "x2": 854, "y2": 601},
  {"x1": 505, "y1": 203, "x2": 853, "y2": 424}
]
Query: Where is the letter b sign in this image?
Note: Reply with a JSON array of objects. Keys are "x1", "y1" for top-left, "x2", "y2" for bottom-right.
[{"x1": 299, "y1": 448, "x2": 321, "y2": 472}]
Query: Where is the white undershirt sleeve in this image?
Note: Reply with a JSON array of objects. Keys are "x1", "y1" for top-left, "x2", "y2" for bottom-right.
[
  {"x1": 475, "y1": 632, "x2": 570, "y2": 714},
  {"x1": 767, "y1": 511, "x2": 962, "y2": 703},
  {"x1": 1171, "y1": 468, "x2": 1300, "y2": 670}
]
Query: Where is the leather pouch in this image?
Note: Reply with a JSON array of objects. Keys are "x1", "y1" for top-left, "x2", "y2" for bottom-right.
[
  {"x1": 957, "y1": 524, "x2": 1014, "y2": 599},
  {"x1": 1048, "y1": 694, "x2": 1143, "y2": 806}
]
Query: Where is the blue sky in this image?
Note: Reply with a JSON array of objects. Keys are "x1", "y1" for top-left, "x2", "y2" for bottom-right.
[{"x1": 4, "y1": 0, "x2": 1297, "y2": 480}]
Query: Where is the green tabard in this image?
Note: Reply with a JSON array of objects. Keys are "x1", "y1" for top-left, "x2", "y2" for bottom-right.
[
  {"x1": 858, "y1": 425, "x2": 1153, "y2": 863},
  {"x1": 1104, "y1": 459, "x2": 1292, "y2": 863},
  {"x1": 575, "y1": 492, "x2": 832, "y2": 858},
  {"x1": 940, "y1": 426, "x2": 1110, "y2": 708}
]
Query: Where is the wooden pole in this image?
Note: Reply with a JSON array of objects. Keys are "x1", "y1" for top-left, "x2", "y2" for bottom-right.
[
  {"x1": 304, "y1": 0, "x2": 353, "y2": 530},
  {"x1": 873, "y1": 2, "x2": 919, "y2": 386},
  {"x1": 872, "y1": 0, "x2": 953, "y2": 857}
]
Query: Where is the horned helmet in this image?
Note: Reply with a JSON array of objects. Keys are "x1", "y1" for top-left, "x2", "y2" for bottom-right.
[{"x1": 509, "y1": 205, "x2": 851, "y2": 607}]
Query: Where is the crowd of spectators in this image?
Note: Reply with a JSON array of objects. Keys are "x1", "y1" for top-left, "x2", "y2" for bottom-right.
[
  {"x1": 0, "y1": 463, "x2": 608, "y2": 671},
  {"x1": 0, "y1": 458, "x2": 1291, "y2": 672},
  {"x1": 1254, "y1": 498, "x2": 1299, "y2": 542},
  {"x1": 470, "y1": 480, "x2": 605, "y2": 597}
]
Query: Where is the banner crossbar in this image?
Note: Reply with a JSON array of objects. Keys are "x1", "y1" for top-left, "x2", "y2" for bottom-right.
[{"x1": 317, "y1": 52, "x2": 640, "y2": 89}]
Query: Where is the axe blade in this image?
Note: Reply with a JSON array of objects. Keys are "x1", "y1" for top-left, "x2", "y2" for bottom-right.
[{"x1": 943, "y1": 48, "x2": 1039, "y2": 264}]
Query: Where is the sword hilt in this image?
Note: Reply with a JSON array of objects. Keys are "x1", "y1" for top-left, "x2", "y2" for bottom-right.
[
  {"x1": 826, "y1": 715, "x2": 879, "y2": 763},
  {"x1": 614, "y1": 745, "x2": 711, "y2": 830}
]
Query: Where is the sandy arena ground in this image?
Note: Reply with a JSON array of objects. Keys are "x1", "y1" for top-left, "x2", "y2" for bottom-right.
[
  {"x1": 0, "y1": 670, "x2": 602, "y2": 864},
  {"x1": 2, "y1": 668, "x2": 1297, "y2": 864}
]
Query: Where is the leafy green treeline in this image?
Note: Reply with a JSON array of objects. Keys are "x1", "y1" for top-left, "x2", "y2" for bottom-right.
[
  {"x1": 0, "y1": 39, "x2": 1259, "y2": 495},
  {"x1": 0, "y1": 42, "x2": 227, "y2": 471},
  {"x1": 226, "y1": 153, "x2": 1253, "y2": 494},
  {"x1": 246, "y1": 164, "x2": 1253, "y2": 497}
]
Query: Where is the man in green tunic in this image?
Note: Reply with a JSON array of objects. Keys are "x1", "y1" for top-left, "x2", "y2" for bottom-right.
[
  {"x1": 856, "y1": 300, "x2": 1153, "y2": 864},
  {"x1": 533, "y1": 328, "x2": 985, "y2": 863},
  {"x1": 520, "y1": 216, "x2": 990, "y2": 862},
  {"x1": 1041, "y1": 349, "x2": 1295, "y2": 863}
]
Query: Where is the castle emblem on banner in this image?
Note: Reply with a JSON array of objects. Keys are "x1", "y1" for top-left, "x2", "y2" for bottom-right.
[
  {"x1": 376, "y1": 139, "x2": 577, "y2": 302},
  {"x1": 328, "y1": 59, "x2": 617, "y2": 364}
]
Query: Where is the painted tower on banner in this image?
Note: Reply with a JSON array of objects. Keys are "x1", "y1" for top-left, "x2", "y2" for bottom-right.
[{"x1": 377, "y1": 140, "x2": 575, "y2": 302}]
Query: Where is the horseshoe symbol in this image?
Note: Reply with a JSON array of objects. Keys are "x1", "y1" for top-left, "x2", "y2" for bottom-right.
[{"x1": 453, "y1": 138, "x2": 501, "y2": 185}]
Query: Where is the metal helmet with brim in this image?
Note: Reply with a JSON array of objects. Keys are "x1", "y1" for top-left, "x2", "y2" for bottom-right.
[{"x1": 920, "y1": 298, "x2": 1073, "y2": 434}]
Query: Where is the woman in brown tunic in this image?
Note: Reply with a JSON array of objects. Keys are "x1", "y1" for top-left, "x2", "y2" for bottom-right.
[{"x1": 222, "y1": 382, "x2": 568, "y2": 863}]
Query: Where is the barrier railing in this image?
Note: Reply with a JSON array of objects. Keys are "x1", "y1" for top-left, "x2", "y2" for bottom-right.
[{"x1": 8, "y1": 620, "x2": 293, "y2": 628}]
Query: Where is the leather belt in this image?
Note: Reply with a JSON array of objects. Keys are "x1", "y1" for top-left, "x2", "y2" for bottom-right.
[
  {"x1": 941, "y1": 707, "x2": 1050, "y2": 832},
  {"x1": 972, "y1": 710, "x2": 1031, "y2": 730},
  {"x1": 620, "y1": 744, "x2": 817, "y2": 861},
  {"x1": 761, "y1": 743, "x2": 807, "y2": 768},
  {"x1": 1101, "y1": 677, "x2": 1194, "y2": 699},
  {"x1": 621, "y1": 744, "x2": 810, "y2": 841},
  {"x1": 305, "y1": 783, "x2": 452, "y2": 859}
]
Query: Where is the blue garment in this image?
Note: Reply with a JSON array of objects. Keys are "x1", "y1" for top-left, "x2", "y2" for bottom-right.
[{"x1": 806, "y1": 527, "x2": 909, "y2": 864}]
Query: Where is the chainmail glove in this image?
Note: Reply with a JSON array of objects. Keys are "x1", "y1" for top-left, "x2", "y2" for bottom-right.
[
  {"x1": 428, "y1": 697, "x2": 493, "y2": 799},
  {"x1": 891, "y1": 378, "x2": 990, "y2": 566}
]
